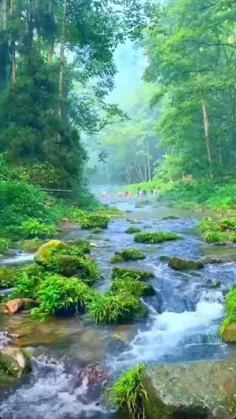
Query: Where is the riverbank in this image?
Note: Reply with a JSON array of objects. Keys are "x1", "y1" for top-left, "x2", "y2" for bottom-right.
[{"x1": 125, "y1": 179, "x2": 236, "y2": 213}]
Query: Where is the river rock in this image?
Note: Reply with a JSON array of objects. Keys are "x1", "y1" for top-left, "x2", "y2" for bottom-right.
[
  {"x1": 4, "y1": 298, "x2": 37, "y2": 315},
  {"x1": 142, "y1": 359, "x2": 236, "y2": 419},
  {"x1": 0, "y1": 346, "x2": 31, "y2": 378},
  {"x1": 34, "y1": 239, "x2": 70, "y2": 265},
  {"x1": 168, "y1": 257, "x2": 204, "y2": 271},
  {"x1": 221, "y1": 323, "x2": 236, "y2": 343}
]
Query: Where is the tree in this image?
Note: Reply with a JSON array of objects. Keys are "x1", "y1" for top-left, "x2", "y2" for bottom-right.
[{"x1": 144, "y1": 0, "x2": 236, "y2": 181}]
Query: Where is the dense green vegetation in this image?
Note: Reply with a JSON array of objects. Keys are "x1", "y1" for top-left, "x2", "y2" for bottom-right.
[
  {"x1": 220, "y1": 287, "x2": 236, "y2": 342},
  {"x1": 110, "y1": 248, "x2": 145, "y2": 263},
  {"x1": 134, "y1": 231, "x2": 180, "y2": 244},
  {"x1": 106, "y1": 364, "x2": 147, "y2": 419}
]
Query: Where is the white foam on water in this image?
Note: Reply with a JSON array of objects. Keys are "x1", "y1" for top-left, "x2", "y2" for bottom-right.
[
  {"x1": 111, "y1": 299, "x2": 224, "y2": 370},
  {"x1": 0, "y1": 253, "x2": 34, "y2": 266}
]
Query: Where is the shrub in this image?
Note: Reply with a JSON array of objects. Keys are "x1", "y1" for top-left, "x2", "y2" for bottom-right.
[
  {"x1": 11, "y1": 264, "x2": 45, "y2": 299},
  {"x1": 111, "y1": 277, "x2": 155, "y2": 297},
  {"x1": 0, "y1": 267, "x2": 18, "y2": 289},
  {"x1": 80, "y1": 214, "x2": 109, "y2": 229},
  {"x1": 125, "y1": 227, "x2": 142, "y2": 234},
  {"x1": 0, "y1": 237, "x2": 11, "y2": 253},
  {"x1": 87, "y1": 293, "x2": 147, "y2": 324},
  {"x1": 31, "y1": 275, "x2": 95, "y2": 320},
  {"x1": 112, "y1": 267, "x2": 154, "y2": 282},
  {"x1": 17, "y1": 218, "x2": 57, "y2": 239},
  {"x1": 110, "y1": 248, "x2": 145, "y2": 263},
  {"x1": 204, "y1": 231, "x2": 221, "y2": 243},
  {"x1": 134, "y1": 231, "x2": 180, "y2": 244},
  {"x1": 106, "y1": 364, "x2": 147, "y2": 419}
]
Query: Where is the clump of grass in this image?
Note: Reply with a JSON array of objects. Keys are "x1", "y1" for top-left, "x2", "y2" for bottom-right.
[
  {"x1": 0, "y1": 237, "x2": 11, "y2": 253},
  {"x1": 91, "y1": 227, "x2": 103, "y2": 234},
  {"x1": 219, "y1": 287, "x2": 236, "y2": 340},
  {"x1": 112, "y1": 266, "x2": 154, "y2": 282},
  {"x1": 87, "y1": 293, "x2": 147, "y2": 324},
  {"x1": 204, "y1": 231, "x2": 221, "y2": 243},
  {"x1": 111, "y1": 277, "x2": 155, "y2": 297},
  {"x1": 0, "y1": 266, "x2": 18, "y2": 289},
  {"x1": 134, "y1": 231, "x2": 180, "y2": 244},
  {"x1": 110, "y1": 248, "x2": 145, "y2": 263},
  {"x1": 106, "y1": 364, "x2": 147, "y2": 419},
  {"x1": 125, "y1": 227, "x2": 142, "y2": 234}
]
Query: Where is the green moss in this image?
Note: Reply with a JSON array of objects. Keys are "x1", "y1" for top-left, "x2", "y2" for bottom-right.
[
  {"x1": 204, "y1": 231, "x2": 221, "y2": 243},
  {"x1": 125, "y1": 227, "x2": 142, "y2": 234},
  {"x1": 91, "y1": 227, "x2": 103, "y2": 234},
  {"x1": 0, "y1": 267, "x2": 18, "y2": 289},
  {"x1": 31, "y1": 275, "x2": 95, "y2": 320},
  {"x1": 35, "y1": 240, "x2": 70, "y2": 265},
  {"x1": 11, "y1": 263, "x2": 45, "y2": 299},
  {"x1": 168, "y1": 257, "x2": 204, "y2": 271},
  {"x1": 87, "y1": 293, "x2": 147, "y2": 324},
  {"x1": 134, "y1": 231, "x2": 180, "y2": 244},
  {"x1": 66, "y1": 239, "x2": 91, "y2": 255},
  {"x1": 110, "y1": 248, "x2": 145, "y2": 263},
  {"x1": 111, "y1": 277, "x2": 155, "y2": 297},
  {"x1": 54, "y1": 254, "x2": 100, "y2": 284},
  {"x1": 106, "y1": 364, "x2": 147, "y2": 418},
  {"x1": 80, "y1": 214, "x2": 109, "y2": 229},
  {"x1": 112, "y1": 266, "x2": 154, "y2": 282},
  {"x1": 220, "y1": 287, "x2": 236, "y2": 342}
]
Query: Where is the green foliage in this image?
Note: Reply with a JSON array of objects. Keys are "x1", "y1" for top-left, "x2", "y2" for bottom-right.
[
  {"x1": 0, "y1": 237, "x2": 10, "y2": 253},
  {"x1": 220, "y1": 287, "x2": 236, "y2": 338},
  {"x1": 134, "y1": 231, "x2": 180, "y2": 244},
  {"x1": 110, "y1": 248, "x2": 145, "y2": 263},
  {"x1": 106, "y1": 364, "x2": 147, "y2": 419},
  {"x1": 111, "y1": 277, "x2": 155, "y2": 298},
  {"x1": 16, "y1": 219, "x2": 57, "y2": 239},
  {"x1": 87, "y1": 293, "x2": 147, "y2": 324},
  {"x1": 125, "y1": 227, "x2": 142, "y2": 234},
  {"x1": 19, "y1": 238, "x2": 43, "y2": 252},
  {"x1": 80, "y1": 214, "x2": 109, "y2": 229},
  {"x1": 11, "y1": 264, "x2": 45, "y2": 300},
  {"x1": 31, "y1": 275, "x2": 95, "y2": 320},
  {"x1": 112, "y1": 267, "x2": 154, "y2": 282},
  {"x1": 204, "y1": 231, "x2": 221, "y2": 243},
  {"x1": 0, "y1": 267, "x2": 17, "y2": 289},
  {"x1": 91, "y1": 227, "x2": 103, "y2": 234},
  {"x1": 66, "y1": 240, "x2": 91, "y2": 255}
]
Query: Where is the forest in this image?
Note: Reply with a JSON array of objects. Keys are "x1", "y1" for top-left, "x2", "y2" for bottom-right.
[{"x1": 0, "y1": 1, "x2": 236, "y2": 419}]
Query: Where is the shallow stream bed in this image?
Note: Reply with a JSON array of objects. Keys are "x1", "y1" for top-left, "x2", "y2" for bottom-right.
[{"x1": 0, "y1": 202, "x2": 236, "y2": 419}]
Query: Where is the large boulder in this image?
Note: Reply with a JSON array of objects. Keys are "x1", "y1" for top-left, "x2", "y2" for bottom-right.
[
  {"x1": 0, "y1": 346, "x2": 31, "y2": 379},
  {"x1": 168, "y1": 257, "x2": 204, "y2": 271},
  {"x1": 221, "y1": 323, "x2": 236, "y2": 343},
  {"x1": 142, "y1": 359, "x2": 236, "y2": 419},
  {"x1": 34, "y1": 239, "x2": 70, "y2": 265}
]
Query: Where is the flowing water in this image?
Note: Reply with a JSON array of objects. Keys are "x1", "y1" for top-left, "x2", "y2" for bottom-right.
[{"x1": 0, "y1": 202, "x2": 236, "y2": 419}]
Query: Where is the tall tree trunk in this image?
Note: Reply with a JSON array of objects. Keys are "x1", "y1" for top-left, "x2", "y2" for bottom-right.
[
  {"x1": 2, "y1": 0, "x2": 7, "y2": 30},
  {"x1": 58, "y1": 0, "x2": 67, "y2": 120},
  {"x1": 47, "y1": 0, "x2": 54, "y2": 64},
  {"x1": 10, "y1": 0, "x2": 16, "y2": 84},
  {"x1": 201, "y1": 99, "x2": 213, "y2": 179}
]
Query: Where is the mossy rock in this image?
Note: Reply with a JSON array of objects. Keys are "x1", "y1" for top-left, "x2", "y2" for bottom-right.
[
  {"x1": 34, "y1": 240, "x2": 70, "y2": 265},
  {"x1": 91, "y1": 227, "x2": 103, "y2": 234},
  {"x1": 206, "y1": 280, "x2": 221, "y2": 288},
  {"x1": 221, "y1": 323, "x2": 236, "y2": 343},
  {"x1": 142, "y1": 359, "x2": 236, "y2": 419},
  {"x1": 112, "y1": 266, "x2": 154, "y2": 282},
  {"x1": 134, "y1": 231, "x2": 180, "y2": 244},
  {"x1": 125, "y1": 226, "x2": 142, "y2": 234},
  {"x1": 0, "y1": 267, "x2": 18, "y2": 289},
  {"x1": 80, "y1": 214, "x2": 109, "y2": 229},
  {"x1": 168, "y1": 257, "x2": 204, "y2": 271},
  {"x1": 87, "y1": 292, "x2": 148, "y2": 324},
  {"x1": 161, "y1": 215, "x2": 180, "y2": 220},
  {"x1": 110, "y1": 248, "x2": 145, "y2": 263},
  {"x1": 54, "y1": 254, "x2": 100, "y2": 284},
  {"x1": 159, "y1": 255, "x2": 171, "y2": 262},
  {"x1": 0, "y1": 347, "x2": 31, "y2": 379},
  {"x1": 111, "y1": 277, "x2": 156, "y2": 298}
]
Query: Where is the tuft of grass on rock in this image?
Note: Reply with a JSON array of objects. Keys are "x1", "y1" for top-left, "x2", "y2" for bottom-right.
[
  {"x1": 125, "y1": 227, "x2": 142, "y2": 234},
  {"x1": 106, "y1": 364, "x2": 147, "y2": 419},
  {"x1": 134, "y1": 231, "x2": 180, "y2": 244},
  {"x1": 110, "y1": 248, "x2": 145, "y2": 263}
]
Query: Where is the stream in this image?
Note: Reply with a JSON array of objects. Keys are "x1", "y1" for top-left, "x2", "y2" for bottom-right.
[{"x1": 0, "y1": 202, "x2": 236, "y2": 419}]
